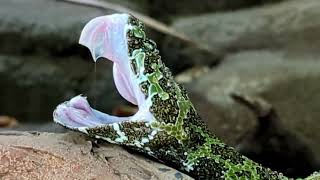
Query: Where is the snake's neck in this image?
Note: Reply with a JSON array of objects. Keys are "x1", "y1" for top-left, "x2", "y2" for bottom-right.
[
  {"x1": 124, "y1": 16, "x2": 290, "y2": 180},
  {"x1": 149, "y1": 118, "x2": 288, "y2": 179}
]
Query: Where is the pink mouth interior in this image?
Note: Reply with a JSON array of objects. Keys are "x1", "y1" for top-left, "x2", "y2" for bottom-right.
[
  {"x1": 53, "y1": 14, "x2": 151, "y2": 129},
  {"x1": 79, "y1": 14, "x2": 139, "y2": 105}
]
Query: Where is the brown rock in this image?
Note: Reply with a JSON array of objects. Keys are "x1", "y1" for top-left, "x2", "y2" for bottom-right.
[
  {"x1": 0, "y1": 131, "x2": 193, "y2": 180},
  {"x1": 0, "y1": 116, "x2": 18, "y2": 128}
]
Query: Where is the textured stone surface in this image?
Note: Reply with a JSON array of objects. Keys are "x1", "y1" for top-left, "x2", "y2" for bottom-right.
[
  {"x1": 0, "y1": 131, "x2": 193, "y2": 180},
  {"x1": 0, "y1": 0, "x2": 113, "y2": 56},
  {"x1": 0, "y1": 0, "x2": 216, "y2": 70},
  {"x1": 185, "y1": 50, "x2": 320, "y2": 166},
  {"x1": 172, "y1": 0, "x2": 320, "y2": 56},
  {"x1": 144, "y1": 0, "x2": 283, "y2": 22}
]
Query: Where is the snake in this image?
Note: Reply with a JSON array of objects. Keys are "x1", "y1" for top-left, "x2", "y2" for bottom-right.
[{"x1": 53, "y1": 13, "x2": 319, "y2": 180}]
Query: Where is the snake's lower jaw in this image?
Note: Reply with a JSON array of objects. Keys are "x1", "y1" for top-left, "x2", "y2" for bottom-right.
[
  {"x1": 53, "y1": 95, "x2": 129, "y2": 130},
  {"x1": 53, "y1": 95, "x2": 153, "y2": 132}
]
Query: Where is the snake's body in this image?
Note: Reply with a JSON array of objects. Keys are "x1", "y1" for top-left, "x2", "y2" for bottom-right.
[{"x1": 53, "y1": 14, "x2": 319, "y2": 180}]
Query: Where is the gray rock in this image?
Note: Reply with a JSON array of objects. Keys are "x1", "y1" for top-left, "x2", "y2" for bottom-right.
[
  {"x1": 172, "y1": 0, "x2": 320, "y2": 56},
  {"x1": 0, "y1": 0, "x2": 149, "y2": 56},
  {"x1": 185, "y1": 50, "x2": 320, "y2": 164},
  {"x1": 104, "y1": 0, "x2": 149, "y2": 13},
  {"x1": 146, "y1": 0, "x2": 283, "y2": 22},
  {"x1": 0, "y1": 0, "x2": 217, "y2": 71},
  {"x1": 0, "y1": 0, "x2": 114, "y2": 55}
]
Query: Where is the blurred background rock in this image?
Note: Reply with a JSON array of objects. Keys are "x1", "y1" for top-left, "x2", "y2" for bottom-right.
[{"x1": 0, "y1": 0, "x2": 320, "y2": 178}]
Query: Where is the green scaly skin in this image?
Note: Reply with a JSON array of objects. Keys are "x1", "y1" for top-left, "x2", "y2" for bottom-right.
[
  {"x1": 67, "y1": 15, "x2": 320, "y2": 180},
  {"x1": 81, "y1": 16, "x2": 280, "y2": 180}
]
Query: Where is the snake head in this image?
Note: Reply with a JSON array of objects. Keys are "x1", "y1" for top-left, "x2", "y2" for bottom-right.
[
  {"x1": 53, "y1": 14, "x2": 161, "y2": 149},
  {"x1": 53, "y1": 13, "x2": 195, "y2": 155}
]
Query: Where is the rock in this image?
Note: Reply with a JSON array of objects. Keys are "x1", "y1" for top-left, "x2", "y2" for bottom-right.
[
  {"x1": 0, "y1": 0, "x2": 115, "y2": 56},
  {"x1": 175, "y1": 66, "x2": 210, "y2": 84},
  {"x1": 160, "y1": 37, "x2": 220, "y2": 74},
  {"x1": 145, "y1": 0, "x2": 283, "y2": 22},
  {"x1": 0, "y1": 116, "x2": 18, "y2": 128},
  {"x1": 172, "y1": 0, "x2": 320, "y2": 56},
  {"x1": 184, "y1": 50, "x2": 320, "y2": 176},
  {"x1": 0, "y1": 0, "x2": 216, "y2": 71},
  {"x1": 230, "y1": 93, "x2": 319, "y2": 177},
  {"x1": 0, "y1": 131, "x2": 193, "y2": 180},
  {"x1": 103, "y1": 0, "x2": 149, "y2": 13},
  {"x1": 0, "y1": 55, "x2": 125, "y2": 123}
]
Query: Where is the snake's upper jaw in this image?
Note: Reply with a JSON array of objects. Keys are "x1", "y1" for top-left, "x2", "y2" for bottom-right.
[
  {"x1": 79, "y1": 13, "x2": 129, "y2": 64},
  {"x1": 78, "y1": 13, "x2": 141, "y2": 106}
]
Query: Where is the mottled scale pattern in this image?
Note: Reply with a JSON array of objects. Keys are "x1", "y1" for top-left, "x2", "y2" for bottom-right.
[
  {"x1": 124, "y1": 16, "x2": 291, "y2": 180},
  {"x1": 56, "y1": 14, "x2": 320, "y2": 180}
]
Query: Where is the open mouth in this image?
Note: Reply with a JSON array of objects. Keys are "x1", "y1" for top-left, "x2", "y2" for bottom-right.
[{"x1": 53, "y1": 14, "x2": 152, "y2": 130}]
